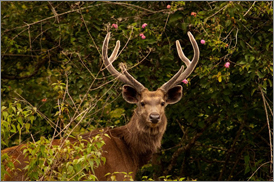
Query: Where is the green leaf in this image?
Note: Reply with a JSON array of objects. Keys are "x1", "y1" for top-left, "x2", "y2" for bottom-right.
[
  {"x1": 198, "y1": 121, "x2": 205, "y2": 128},
  {"x1": 218, "y1": 76, "x2": 222, "y2": 82},
  {"x1": 29, "y1": 116, "x2": 35, "y2": 124},
  {"x1": 225, "y1": 19, "x2": 231, "y2": 27},
  {"x1": 25, "y1": 123, "x2": 30, "y2": 133},
  {"x1": 2, "y1": 111, "x2": 8, "y2": 120},
  {"x1": 223, "y1": 96, "x2": 231, "y2": 103},
  {"x1": 11, "y1": 124, "x2": 16, "y2": 133},
  {"x1": 18, "y1": 116, "x2": 23, "y2": 126},
  {"x1": 244, "y1": 155, "x2": 250, "y2": 174},
  {"x1": 169, "y1": 12, "x2": 182, "y2": 24},
  {"x1": 17, "y1": 124, "x2": 21, "y2": 135},
  {"x1": 257, "y1": 71, "x2": 264, "y2": 78},
  {"x1": 181, "y1": 23, "x2": 187, "y2": 32},
  {"x1": 67, "y1": 165, "x2": 74, "y2": 174},
  {"x1": 110, "y1": 108, "x2": 125, "y2": 118},
  {"x1": 239, "y1": 40, "x2": 245, "y2": 48},
  {"x1": 40, "y1": 145, "x2": 45, "y2": 154},
  {"x1": 244, "y1": 155, "x2": 250, "y2": 164},
  {"x1": 1, "y1": 106, "x2": 7, "y2": 111}
]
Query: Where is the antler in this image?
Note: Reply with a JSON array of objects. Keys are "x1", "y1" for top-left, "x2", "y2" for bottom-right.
[
  {"x1": 160, "y1": 31, "x2": 200, "y2": 93},
  {"x1": 102, "y1": 32, "x2": 146, "y2": 93}
]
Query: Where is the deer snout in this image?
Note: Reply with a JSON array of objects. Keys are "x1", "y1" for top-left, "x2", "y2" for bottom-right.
[{"x1": 149, "y1": 113, "x2": 160, "y2": 124}]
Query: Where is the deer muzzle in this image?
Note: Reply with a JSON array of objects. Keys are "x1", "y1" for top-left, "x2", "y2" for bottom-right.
[{"x1": 149, "y1": 112, "x2": 160, "y2": 124}]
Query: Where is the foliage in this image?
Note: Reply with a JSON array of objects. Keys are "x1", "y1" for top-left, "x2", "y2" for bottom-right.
[
  {"x1": 22, "y1": 134, "x2": 106, "y2": 180},
  {"x1": 1, "y1": 100, "x2": 38, "y2": 147},
  {"x1": 1, "y1": 1, "x2": 273, "y2": 181},
  {"x1": 1, "y1": 152, "x2": 15, "y2": 179},
  {"x1": 2, "y1": 132, "x2": 106, "y2": 180},
  {"x1": 105, "y1": 172, "x2": 134, "y2": 181}
]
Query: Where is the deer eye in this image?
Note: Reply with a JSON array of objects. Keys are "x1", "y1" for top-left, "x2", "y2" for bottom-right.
[
  {"x1": 161, "y1": 102, "x2": 165, "y2": 106},
  {"x1": 140, "y1": 102, "x2": 145, "y2": 107}
]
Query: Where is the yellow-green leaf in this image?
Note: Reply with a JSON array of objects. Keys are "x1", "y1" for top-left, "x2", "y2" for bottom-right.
[
  {"x1": 110, "y1": 108, "x2": 125, "y2": 118},
  {"x1": 25, "y1": 123, "x2": 30, "y2": 133},
  {"x1": 218, "y1": 76, "x2": 222, "y2": 82}
]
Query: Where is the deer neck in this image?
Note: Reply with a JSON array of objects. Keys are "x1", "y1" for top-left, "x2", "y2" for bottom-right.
[{"x1": 123, "y1": 109, "x2": 167, "y2": 155}]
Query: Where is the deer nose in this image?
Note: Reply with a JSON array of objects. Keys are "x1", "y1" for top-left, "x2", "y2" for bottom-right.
[{"x1": 149, "y1": 113, "x2": 160, "y2": 124}]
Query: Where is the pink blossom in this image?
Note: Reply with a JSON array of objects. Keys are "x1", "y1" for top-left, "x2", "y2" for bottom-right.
[
  {"x1": 167, "y1": 5, "x2": 171, "y2": 9},
  {"x1": 142, "y1": 23, "x2": 148, "y2": 29},
  {"x1": 139, "y1": 33, "x2": 146, "y2": 39},
  {"x1": 200, "y1": 40, "x2": 205, "y2": 44},
  {"x1": 224, "y1": 62, "x2": 230, "y2": 68},
  {"x1": 182, "y1": 79, "x2": 188, "y2": 84},
  {"x1": 191, "y1": 12, "x2": 197, "y2": 17},
  {"x1": 111, "y1": 24, "x2": 118, "y2": 29}
]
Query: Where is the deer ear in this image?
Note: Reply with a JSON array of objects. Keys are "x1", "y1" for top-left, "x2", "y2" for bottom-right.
[
  {"x1": 166, "y1": 85, "x2": 183, "y2": 104},
  {"x1": 122, "y1": 85, "x2": 140, "y2": 104}
]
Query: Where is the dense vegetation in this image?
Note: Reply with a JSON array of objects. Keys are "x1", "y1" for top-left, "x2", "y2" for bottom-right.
[{"x1": 1, "y1": 1, "x2": 273, "y2": 180}]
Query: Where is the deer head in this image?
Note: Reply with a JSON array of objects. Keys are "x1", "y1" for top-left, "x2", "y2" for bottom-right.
[{"x1": 102, "y1": 32, "x2": 199, "y2": 133}]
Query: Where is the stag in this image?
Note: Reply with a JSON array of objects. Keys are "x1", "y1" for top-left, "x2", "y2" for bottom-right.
[{"x1": 1, "y1": 31, "x2": 199, "y2": 181}]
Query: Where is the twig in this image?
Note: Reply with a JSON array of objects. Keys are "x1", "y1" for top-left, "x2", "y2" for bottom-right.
[
  {"x1": 64, "y1": 71, "x2": 77, "y2": 109},
  {"x1": 31, "y1": 27, "x2": 52, "y2": 43},
  {"x1": 247, "y1": 161, "x2": 271, "y2": 181},
  {"x1": 3, "y1": 3, "x2": 103, "y2": 33},
  {"x1": 204, "y1": 3, "x2": 229, "y2": 22},
  {"x1": 78, "y1": 8, "x2": 101, "y2": 56},
  {"x1": 160, "y1": 13, "x2": 170, "y2": 37},
  {"x1": 103, "y1": 1, "x2": 158, "y2": 14},
  {"x1": 110, "y1": 1, "x2": 185, "y2": 14},
  {"x1": 77, "y1": 53, "x2": 96, "y2": 79},
  {"x1": 243, "y1": 1, "x2": 256, "y2": 17},
  {"x1": 206, "y1": 1, "x2": 213, "y2": 10},
  {"x1": 128, "y1": 48, "x2": 152, "y2": 70},
  {"x1": 25, "y1": 23, "x2": 32, "y2": 51},
  {"x1": 222, "y1": 27, "x2": 235, "y2": 41},
  {"x1": 259, "y1": 86, "x2": 273, "y2": 173},
  {"x1": 48, "y1": 1, "x2": 60, "y2": 23},
  {"x1": 30, "y1": 134, "x2": 36, "y2": 143},
  {"x1": 264, "y1": 96, "x2": 273, "y2": 117},
  {"x1": 231, "y1": 28, "x2": 239, "y2": 49}
]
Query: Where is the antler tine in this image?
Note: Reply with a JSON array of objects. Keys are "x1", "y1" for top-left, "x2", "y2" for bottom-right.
[
  {"x1": 102, "y1": 32, "x2": 124, "y2": 80},
  {"x1": 160, "y1": 31, "x2": 200, "y2": 92},
  {"x1": 102, "y1": 32, "x2": 146, "y2": 93},
  {"x1": 176, "y1": 40, "x2": 191, "y2": 67},
  {"x1": 109, "y1": 39, "x2": 120, "y2": 63}
]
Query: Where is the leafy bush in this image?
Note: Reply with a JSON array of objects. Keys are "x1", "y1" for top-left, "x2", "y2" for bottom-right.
[{"x1": 22, "y1": 134, "x2": 106, "y2": 181}]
